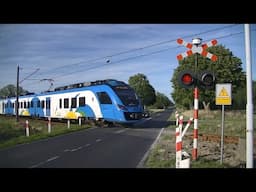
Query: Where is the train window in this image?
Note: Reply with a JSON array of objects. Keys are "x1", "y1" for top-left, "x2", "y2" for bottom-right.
[
  {"x1": 28, "y1": 102, "x2": 30, "y2": 108},
  {"x1": 12, "y1": 103, "x2": 14, "y2": 108},
  {"x1": 71, "y1": 98, "x2": 77, "y2": 108},
  {"x1": 41, "y1": 100, "x2": 45, "y2": 109},
  {"x1": 97, "y1": 92, "x2": 112, "y2": 104},
  {"x1": 114, "y1": 88, "x2": 139, "y2": 106},
  {"x1": 79, "y1": 97, "x2": 86, "y2": 107},
  {"x1": 64, "y1": 98, "x2": 69, "y2": 109},
  {"x1": 59, "y1": 99, "x2": 62, "y2": 109},
  {"x1": 20, "y1": 102, "x2": 23, "y2": 108},
  {"x1": 31, "y1": 101, "x2": 33, "y2": 108},
  {"x1": 37, "y1": 100, "x2": 40, "y2": 108},
  {"x1": 46, "y1": 100, "x2": 50, "y2": 109},
  {"x1": 24, "y1": 101, "x2": 27, "y2": 108}
]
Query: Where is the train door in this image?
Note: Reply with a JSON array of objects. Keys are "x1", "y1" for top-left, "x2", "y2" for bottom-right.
[
  {"x1": 6, "y1": 100, "x2": 14, "y2": 115},
  {"x1": 46, "y1": 97, "x2": 51, "y2": 117},
  {"x1": 96, "y1": 92, "x2": 115, "y2": 121},
  {"x1": 31, "y1": 97, "x2": 37, "y2": 116},
  {"x1": 30, "y1": 97, "x2": 43, "y2": 117}
]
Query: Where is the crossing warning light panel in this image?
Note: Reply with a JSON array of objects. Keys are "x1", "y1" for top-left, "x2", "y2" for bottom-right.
[{"x1": 216, "y1": 83, "x2": 232, "y2": 105}]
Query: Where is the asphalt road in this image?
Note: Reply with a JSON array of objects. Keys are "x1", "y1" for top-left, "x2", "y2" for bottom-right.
[{"x1": 0, "y1": 109, "x2": 174, "y2": 168}]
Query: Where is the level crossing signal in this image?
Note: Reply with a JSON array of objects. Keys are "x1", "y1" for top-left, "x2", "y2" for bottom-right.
[{"x1": 178, "y1": 70, "x2": 216, "y2": 89}]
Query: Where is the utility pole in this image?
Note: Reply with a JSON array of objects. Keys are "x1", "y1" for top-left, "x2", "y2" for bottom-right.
[
  {"x1": 244, "y1": 24, "x2": 253, "y2": 168},
  {"x1": 16, "y1": 64, "x2": 19, "y2": 122}
]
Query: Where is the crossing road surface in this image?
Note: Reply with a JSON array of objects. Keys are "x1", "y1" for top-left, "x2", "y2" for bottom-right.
[{"x1": 0, "y1": 109, "x2": 174, "y2": 168}]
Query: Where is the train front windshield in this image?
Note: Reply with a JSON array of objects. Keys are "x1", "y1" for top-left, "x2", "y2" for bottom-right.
[{"x1": 113, "y1": 86, "x2": 139, "y2": 106}]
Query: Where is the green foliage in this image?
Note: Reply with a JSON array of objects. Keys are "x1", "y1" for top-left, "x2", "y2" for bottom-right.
[
  {"x1": 0, "y1": 84, "x2": 29, "y2": 98},
  {"x1": 171, "y1": 45, "x2": 246, "y2": 110},
  {"x1": 128, "y1": 73, "x2": 156, "y2": 106},
  {"x1": 152, "y1": 92, "x2": 172, "y2": 109}
]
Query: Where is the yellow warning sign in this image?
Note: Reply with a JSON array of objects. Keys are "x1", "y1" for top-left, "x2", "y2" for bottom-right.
[
  {"x1": 219, "y1": 87, "x2": 229, "y2": 97},
  {"x1": 216, "y1": 84, "x2": 232, "y2": 105}
]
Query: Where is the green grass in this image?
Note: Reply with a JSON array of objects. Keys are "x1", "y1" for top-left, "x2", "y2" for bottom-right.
[
  {"x1": 169, "y1": 109, "x2": 254, "y2": 137},
  {"x1": 0, "y1": 116, "x2": 92, "y2": 149}
]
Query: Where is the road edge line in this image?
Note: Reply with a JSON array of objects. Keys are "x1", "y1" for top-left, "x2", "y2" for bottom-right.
[{"x1": 136, "y1": 127, "x2": 165, "y2": 168}]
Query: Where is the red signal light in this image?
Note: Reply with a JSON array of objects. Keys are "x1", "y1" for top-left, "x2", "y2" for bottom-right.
[
  {"x1": 181, "y1": 73, "x2": 193, "y2": 85},
  {"x1": 177, "y1": 70, "x2": 195, "y2": 89}
]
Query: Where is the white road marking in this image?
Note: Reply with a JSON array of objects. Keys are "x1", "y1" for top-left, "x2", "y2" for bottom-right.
[
  {"x1": 46, "y1": 156, "x2": 59, "y2": 162},
  {"x1": 29, "y1": 155, "x2": 59, "y2": 168},
  {"x1": 114, "y1": 128, "x2": 129, "y2": 134},
  {"x1": 96, "y1": 139, "x2": 102, "y2": 142}
]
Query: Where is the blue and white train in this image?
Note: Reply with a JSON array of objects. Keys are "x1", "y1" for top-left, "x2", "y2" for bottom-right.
[{"x1": 0, "y1": 79, "x2": 144, "y2": 124}]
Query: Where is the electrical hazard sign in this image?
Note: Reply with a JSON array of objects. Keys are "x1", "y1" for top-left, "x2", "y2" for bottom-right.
[{"x1": 216, "y1": 84, "x2": 232, "y2": 105}]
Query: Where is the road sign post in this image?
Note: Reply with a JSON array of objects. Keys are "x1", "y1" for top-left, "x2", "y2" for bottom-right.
[{"x1": 216, "y1": 83, "x2": 232, "y2": 164}]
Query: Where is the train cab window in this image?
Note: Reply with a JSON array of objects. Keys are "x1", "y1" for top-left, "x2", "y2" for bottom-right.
[
  {"x1": 46, "y1": 100, "x2": 50, "y2": 109},
  {"x1": 71, "y1": 98, "x2": 77, "y2": 108},
  {"x1": 64, "y1": 98, "x2": 69, "y2": 109},
  {"x1": 59, "y1": 99, "x2": 62, "y2": 109},
  {"x1": 79, "y1": 97, "x2": 86, "y2": 107},
  {"x1": 31, "y1": 101, "x2": 33, "y2": 108},
  {"x1": 27, "y1": 102, "x2": 30, "y2": 108},
  {"x1": 97, "y1": 92, "x2": 112, "y2": 104}
]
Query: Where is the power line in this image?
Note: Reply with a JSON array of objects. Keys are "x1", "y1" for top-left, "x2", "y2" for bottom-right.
[
  {"x1": 19, "y1": 68, "x2": 40, "y2": 84},
  {"x1": 52, "y1": 30, "x2": 245, "y2": 80},
  {"x1": 36, "y1": 24, "x2": 240, "y2": 77},
  {"x1": 22, "y1": 25, "x2": 246, "y2": 90},
  {"x1": 24, "y1": 29, "x2": 246, "y2": 90}
]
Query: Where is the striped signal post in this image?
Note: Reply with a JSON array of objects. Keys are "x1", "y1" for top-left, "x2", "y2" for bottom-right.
[
  {"x1": 192, "y1": 88, "x2": 199, "y2": 160},
  {"x1": 177, "y1": 38, "x2": 218, "y2": 160}
]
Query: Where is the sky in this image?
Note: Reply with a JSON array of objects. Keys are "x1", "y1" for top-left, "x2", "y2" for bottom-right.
[{"x1": 0, "y1": 24, "x2": 255, "y2": 101}]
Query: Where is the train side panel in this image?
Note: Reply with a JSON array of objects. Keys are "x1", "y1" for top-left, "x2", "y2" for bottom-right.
[{"x1": 48, "y1": 89, "x2": 103, "y2": 120}]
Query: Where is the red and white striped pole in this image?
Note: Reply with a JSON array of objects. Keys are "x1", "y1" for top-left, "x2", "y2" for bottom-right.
[
  {"x1": 178, "y1": 115, "x2": 183, "y2": 134},
  {"x1": 175, "y1": 111, "x2": 179, "y2": 126},
  {"x1": 48, "y1": 117, "x2": 51, "y2": 133},
  {"x1": 192, "y1": 87, "x2": 199, "y2": 160},
  {"x1": 181, "y1": 117, "x2": 194, "y2": 138},
  {"x1": 176, "y1": 115, "x2": 183, "y2": 168},
  {"x1": 25, "y1": 120, "x2": 29, "y2": 137},
  {"x1": 176, "y1": 129, "x2": 182, "y2": 168}
]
